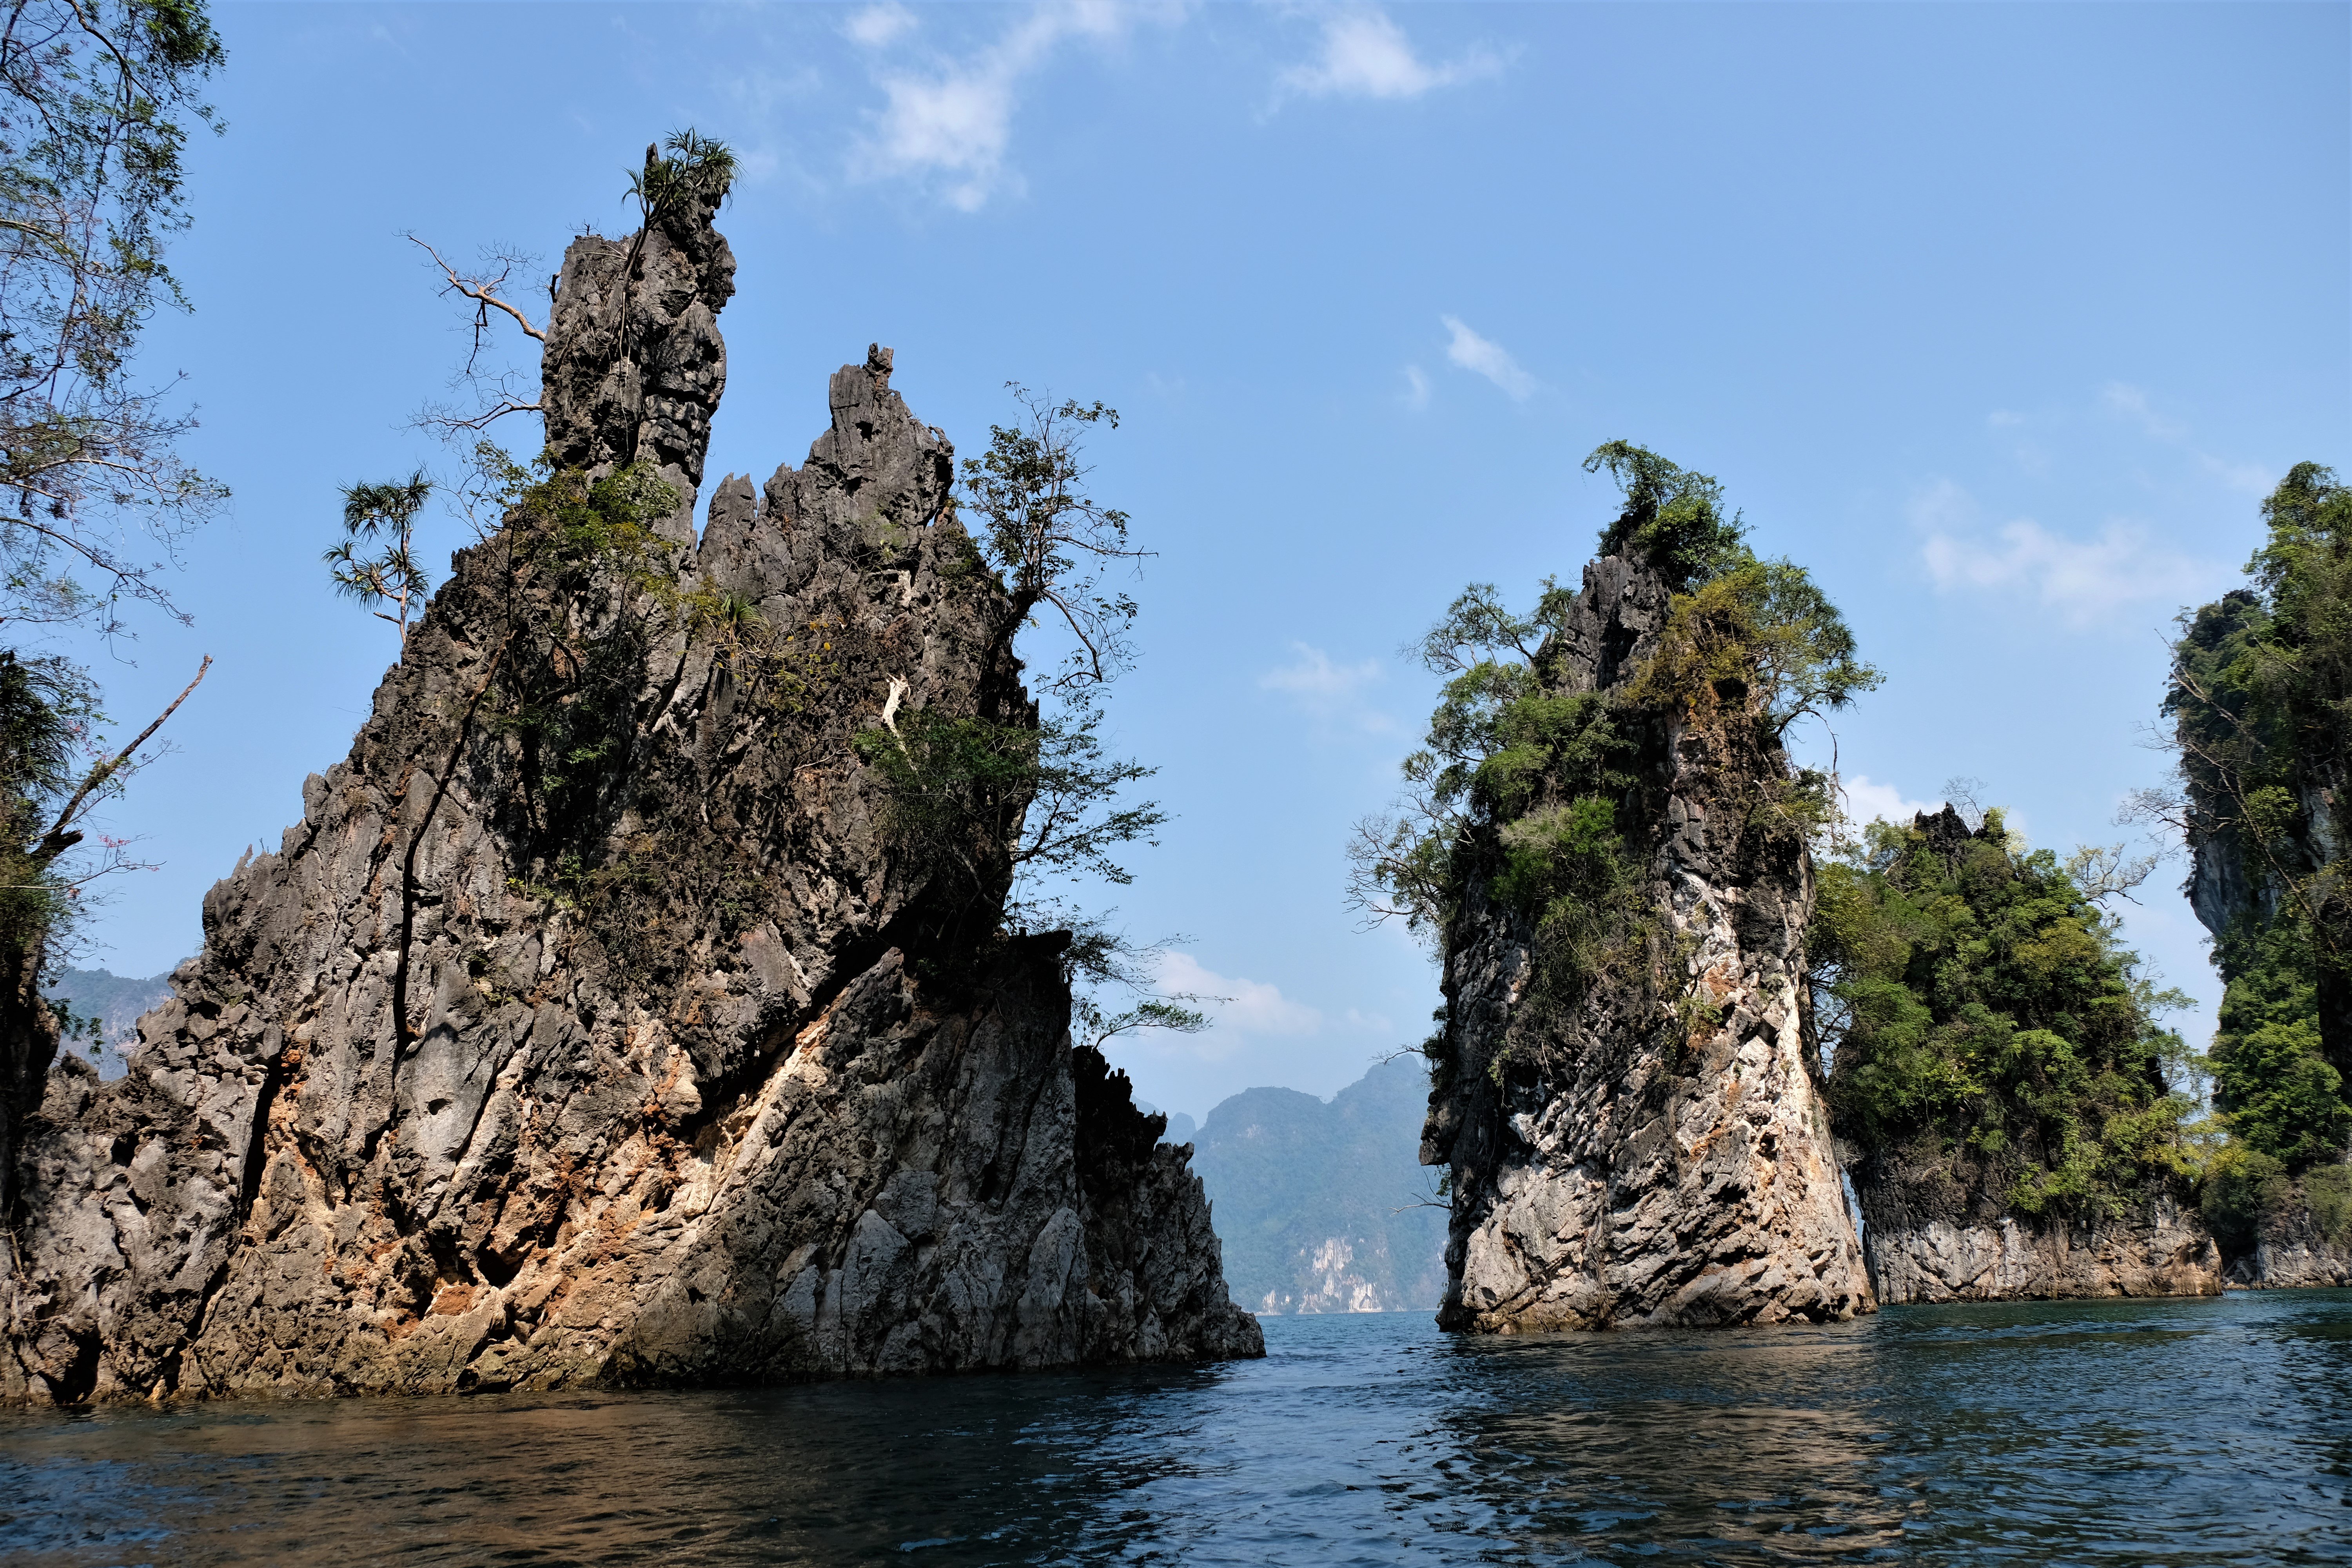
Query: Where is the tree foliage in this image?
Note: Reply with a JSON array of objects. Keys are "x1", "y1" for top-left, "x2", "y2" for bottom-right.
[
  {"x1": 2146, "y1": 462, "x2": 2352, "y2": 1176},
  {"x1": 0, "y1": 0, "x2": 222, "y2": 982},
  {"x1": 323, "y1": 469, "x2": 433, "y2": 642},
  {"x1": 0, "y1": 0, "x2": 224, "y2": 633},
  {"x1": 1350, "y1": 443, "x2": 1872, "y2": 979},
  {"x1": 1814, "y1": 808, "x2": 2196, "y2": 1221},
  {"x1": 854, "y1": 387, "x2": 1194, "y2": 1045},
  {"x1": 956, "y1": 387, "x2": 1141, "y2": 694}
]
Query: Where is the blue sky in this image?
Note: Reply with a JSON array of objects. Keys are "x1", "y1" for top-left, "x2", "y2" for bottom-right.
[{"x1": 51, "y1": 2, "x2": 2351, "y2": 1121}]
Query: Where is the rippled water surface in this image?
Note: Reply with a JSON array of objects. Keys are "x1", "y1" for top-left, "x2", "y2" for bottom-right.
[{"x1": 1, "y1": 1290, "x2": 2346, "y2": 1565}]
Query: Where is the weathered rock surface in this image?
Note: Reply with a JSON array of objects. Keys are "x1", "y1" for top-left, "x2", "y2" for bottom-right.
[
  {"x1": 2226, "y1": 1173, "x2": 2352, "y2": 1289},
  {"x1": 1422, "y1": 554, "x2": 1873, "y2": 1332},
  {"x1": 0, "y1": 190, "x2": 1258, "y2": 1404},
  {"x1": 1857, "y1": 1195, "x2": 2220, "y2": 1303}
]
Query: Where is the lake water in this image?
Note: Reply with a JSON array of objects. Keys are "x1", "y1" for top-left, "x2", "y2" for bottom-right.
[{"x1": 0, "y1": 1290, "x2": 2343, "y2": 1565}]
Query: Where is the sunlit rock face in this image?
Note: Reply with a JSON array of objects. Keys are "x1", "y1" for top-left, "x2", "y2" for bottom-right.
[
  {"x1": 0, "y1": 191, "x2": 1258, "y2": 1405},
  {"x1": 1421, "y1": 553, "x2": 1874, "y2": 1332},
  {"x1": 1857, "y1": 1201, "x2": 2220, "y2": 1303}
]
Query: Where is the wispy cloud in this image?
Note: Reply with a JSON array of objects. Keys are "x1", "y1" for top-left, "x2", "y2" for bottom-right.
[
  {"x1": 2102, "y1": 381, "x2": 2273, "y2": 497},
  {"x1": 1401, "y1": 363, "x2": 1430, "y2": 410},
  {"x1": 843, "y1": 2, "x2": 916, "y2": 49},
  {"x1": 850, "y1": 0, "x2": 1168, "y2": 211},
  {"x1": 1913, "y1": 479, "x2": 2220, "y2": 628},
  {"x1": 1276, "y1": 8, "x2": 1503, "y2": 102},
  {"x1": 1839, "y1": 774, "x2": 1938, "y2": 829},
  {"x1": 1441, "y1": 314, "x2": 1535, "y2": 400},
  {"x1": 1260, "y1": 642, "x2": 1391, "y2": 735},
  {"x1": 1154, "y1": 952, "x2": 1323, "y2": 1059},
  {"x1": 2100, "y1": 381, "x2": 2188, "y2": 444}
]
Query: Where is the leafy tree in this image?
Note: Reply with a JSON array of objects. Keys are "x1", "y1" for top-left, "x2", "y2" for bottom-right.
[
  {"x1": 957, "y1": 389, "x2": 1141, "y2": 693},
  {"x1": 859, "y1": 388, "x2": 1201, "y2": 1046},
  {"x1": 323, "y1": 470, "x2": 433, "y2": 642},
  {"x1": 0, "y1": 0, "x2": 225, "y2": 632},
  {"x1": 1814, "y1": 806, "x2": 2196, "y2": 1222},
  {"x1": 0, "y1": 0, "x2": 222, "y2": 1005}
]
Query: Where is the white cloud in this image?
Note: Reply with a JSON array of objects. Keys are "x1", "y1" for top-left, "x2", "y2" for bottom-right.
[
  {"x1": 1259, "y1": 642, "x2": 1391, "y2": 734},
  {"x1": 1919, "y1": 504, "x2": 2216, "y2": 628},
  {"x1": 1277, "y1": 9, "x2": 1502, "y2": 102},
  {"x1": 851, "y1": 0, "x2": 1163, "y2": 211},
  {"x1": 2100, "y1": 381, "x2": 2188, "y2": 444},
  {"x1": 1840, "y1": 774, "x2": 1938, "y2": 829},
  {"x1": 1156, "y1": 953, "x2": 1323, "y2": 1049},
  {"x1": 2200, "y1": 452, "x2": 2273, "y2": 496},
  {"x1": 1441, "y1": 314, "x2": 1535, "y2": 400},
  {"x1": 2102, "y1": 380, "x2": 2273, "y2": 497},
  {"x1": 1401, "y1": 363, "x2": 1430, "y2": 410},
  {"x1": 844, "y1": 2, "x2": 916, "y2": 48}
]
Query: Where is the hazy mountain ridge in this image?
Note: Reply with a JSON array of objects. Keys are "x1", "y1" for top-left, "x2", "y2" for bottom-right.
[
  {"x1": 1180, "y1": 1058, "x2": 1447, "y2": 1315},
  {"x1": 40, "y1": 968, "x2": 173, "y2": 1082}
]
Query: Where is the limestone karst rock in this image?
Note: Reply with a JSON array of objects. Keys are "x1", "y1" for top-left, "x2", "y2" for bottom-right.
[
  {"x1": 1836, "y1": 808, "x2": 2221, "y2": 1304},
  {"x1": 0, "y1": 182, "x2": 1260, "y2": 1403},
  {"x1": 1419, "y1": 550, "x2": 1874, "y2": 1332}
]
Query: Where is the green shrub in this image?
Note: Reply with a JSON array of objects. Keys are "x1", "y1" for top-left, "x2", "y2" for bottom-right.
[
  {"x1": 2305, "y1": 1164, "x2": 2352, "y2": 1248},
  {"x1": 2201, "y1": 1143, "x2": 2290, "y2": 1250}
]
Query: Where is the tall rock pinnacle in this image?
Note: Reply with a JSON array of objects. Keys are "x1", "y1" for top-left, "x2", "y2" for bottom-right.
[{"x1": 1421, "y1": 548, "x2": 1875, "y2": 1331}]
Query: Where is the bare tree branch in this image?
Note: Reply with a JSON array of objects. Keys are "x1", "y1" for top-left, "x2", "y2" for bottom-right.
[
  {"x1": 407, "y1": 233, "x2": 544, "y2": 343},
  {"x1": 36, "y1": 652, "x2": 207, "y2": 860}
]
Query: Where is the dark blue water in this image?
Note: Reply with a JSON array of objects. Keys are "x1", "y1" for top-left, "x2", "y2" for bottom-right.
[{"x1": 0, "y1": 1291, "x2": 2345, "y2": 1565}]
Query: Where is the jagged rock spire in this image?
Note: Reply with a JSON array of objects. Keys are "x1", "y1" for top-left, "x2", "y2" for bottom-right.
[{"x1": 0, "y1": 189, "x2": 1256, "y2": 1404}]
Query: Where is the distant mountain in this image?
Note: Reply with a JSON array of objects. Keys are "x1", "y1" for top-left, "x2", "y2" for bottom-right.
[
  {"x1": 42, "y1": 966, "x2": 175, "y2": 1082},
  {"x1": 1186, "y1": 1057, "x2": 1448, "y2": 1315}
]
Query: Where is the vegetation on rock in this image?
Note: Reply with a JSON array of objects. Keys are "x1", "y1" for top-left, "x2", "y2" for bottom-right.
[
  {"x1": 1813, "y1": 806, "x2": 2197, "y2": 1222},
  {"x1": 1352, "y1": 441, "x2": 1874, "y2": 1074},
  {"x1": 2145, "y1": 461, "x2": 2352, "y2": 1251},
  {"x1": 856, "y1": 390, "x2": 1207, "y2": 1045}
]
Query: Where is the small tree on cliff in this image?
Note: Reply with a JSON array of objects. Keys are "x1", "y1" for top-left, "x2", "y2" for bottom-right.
[
  {"x1": 858, "y1": 388, "x2": 1212, "y2": 1044},
  {"x1": 323, "y1": 470, "x2": 434, "y2": 642},
  {"x1": 407, "y1": 129, "x2": 737, "y2": 443}
]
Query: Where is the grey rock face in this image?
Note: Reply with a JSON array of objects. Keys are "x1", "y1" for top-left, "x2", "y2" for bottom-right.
[
  {"x1": 1860, "y1": 1197, "x2": 2220, "y2": 1303},
  {"x1": 1423, "y1": 555, "x2": 1873, "y2": 1332},
  {"x1": 2228, "y1": 1175, "x2": 2352, "y2": 1288},
  {"x1": 0, "y1": 198, "x2": 1258, "y2": 1404}
]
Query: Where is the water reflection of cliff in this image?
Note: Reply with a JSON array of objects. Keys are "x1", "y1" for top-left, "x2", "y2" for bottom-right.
[
  {"x1": 0, "y1": 1365, "x2": 1231, "y2": 1565},
  {"x1": 1417, "y1": 1326, "x2": 1916, "y2": 1561}
]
